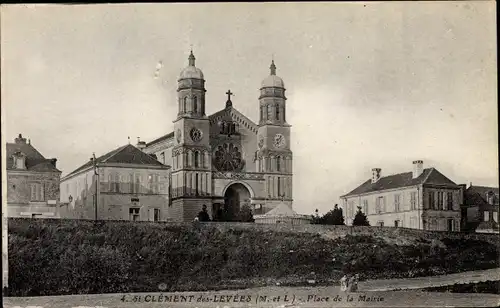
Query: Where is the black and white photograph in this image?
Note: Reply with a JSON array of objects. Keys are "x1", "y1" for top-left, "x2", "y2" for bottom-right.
[{"x1": 1, "y1": 2, "x2": 498, "y2": 307}]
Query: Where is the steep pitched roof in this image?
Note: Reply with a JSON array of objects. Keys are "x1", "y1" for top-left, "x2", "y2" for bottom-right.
[
  {"x1": 464, "y1": 185, "x2": 499, "y2": 206},
  {"x1": 341, "y1": 168, "x2": 459, "y2": 197},
  {"x1": 146, "y1": 131, "x2": 174, "y2": 147},
  {"x1": 6, "y1": 142, "x2": 60, "y2": 172},
  {"x1": 65, "y1": 144, "x2": 168, "y2": 178}
]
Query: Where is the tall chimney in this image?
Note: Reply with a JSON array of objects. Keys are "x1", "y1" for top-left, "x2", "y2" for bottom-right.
[
  {"x1": 371, "y1": 168, "x2": 381, "y2": 183},
  {"x1": 15, "y1": 133, "x2": 27, "y2": 144},
  {"x1": 412, "y1": 160, "x2": 424, "y2": 179},
  {"x1": 136, "y1": 138, "x2": 146, "y2": 151}
]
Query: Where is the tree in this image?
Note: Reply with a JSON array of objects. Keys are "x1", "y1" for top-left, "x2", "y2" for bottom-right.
[
  {"x1": 311, "y1": 209, "x2": 322, "y2": 224},
  {"x1": 237, "y1": 204, "x2": 255, "y2": 222},
  {"x1": 312, "y1": 204, "x2": 345, "y2": 225},
  {"x1": 352, "y1": 206, "x2": 370, "y2": 226}
]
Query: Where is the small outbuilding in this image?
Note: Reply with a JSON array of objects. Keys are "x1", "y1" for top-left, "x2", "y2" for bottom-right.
[{"x1": 254, "y1": 202, "x2": 311, "y2": 225}]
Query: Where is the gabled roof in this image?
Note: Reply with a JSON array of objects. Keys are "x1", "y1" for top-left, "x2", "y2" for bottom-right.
[
  {"x1": 146, "y1": 131, "x2": 174, "y2": 147},
  {"x1": 341, "y1": 168, "x2": 459, "y2": 198},
  {"x1": 145, "y1": 105, "x2": 259, "y2": 148},
  {"x1": 6, "y1": 142, "x2": 60, "y2": 172},
  {"x1": 264, "y1": 202, "x2": 297, "y2": 217},
  {"x1": 208, "y1": 106, "x2": 259, "y2": 135},
  {"x1": 65, "y1": 144, "x2": 168, "y2": 178},
  {"x1": 464, "y1": 185, "x2": 499, "y2": 206}
]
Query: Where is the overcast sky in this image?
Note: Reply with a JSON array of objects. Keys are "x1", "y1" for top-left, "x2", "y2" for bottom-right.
[{"x1": 1, "y1": 2, "x2": 497, "y2": 215}]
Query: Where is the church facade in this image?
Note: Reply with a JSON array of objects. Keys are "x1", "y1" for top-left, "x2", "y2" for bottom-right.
[{"x1": 142, "y1": 51, "x2": 293, "y2": 222}]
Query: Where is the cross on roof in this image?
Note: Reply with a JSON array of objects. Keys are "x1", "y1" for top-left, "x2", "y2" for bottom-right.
[{"x1": 226, "y1": 89, "x2": 234, "y2": 101}]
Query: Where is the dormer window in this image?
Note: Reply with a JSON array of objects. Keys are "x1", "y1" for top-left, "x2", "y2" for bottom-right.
[
  {"x1": 487, "y1": 191, "x2": 496, "y2": 205},
  {"x1": 12, "y1": 151, "x2": 26, "y2": 170}
]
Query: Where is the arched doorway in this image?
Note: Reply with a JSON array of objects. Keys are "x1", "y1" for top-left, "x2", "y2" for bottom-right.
[{"x1": 214, "y1": 183, "x2": 251, "y2": 221}]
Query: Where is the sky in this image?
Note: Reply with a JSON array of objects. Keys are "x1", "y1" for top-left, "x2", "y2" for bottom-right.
[{"x1": 1, "y1": 2, "x2": 498, "y2": 215}]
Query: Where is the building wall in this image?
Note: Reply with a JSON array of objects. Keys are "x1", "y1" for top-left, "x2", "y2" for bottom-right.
[
  {"x1": 343, "y1": 186, "x2": 423, "y2": 228},
  {"x1": 7, "y1": 170, "x2": 61, "y2": 218},
  {"x1": 59, "y1": 165, "x2": 170, "y2": 221},
  {"x1": 342, "y1": 184, "x2": 462, "y2": 231},
  {"x1": 422, "y1": 186, "x2": 462, "y2": 231},
  {"x1": 143, "y1": 138, "x2": 174, "y2": 166}
]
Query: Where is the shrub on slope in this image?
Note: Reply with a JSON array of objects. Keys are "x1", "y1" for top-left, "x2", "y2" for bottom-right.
[{"x1": 7, "y1": 218, "x2": 499, "y2": 296}]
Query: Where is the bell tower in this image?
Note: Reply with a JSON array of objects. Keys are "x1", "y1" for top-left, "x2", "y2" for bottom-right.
[
  {"x1": 256, "y1": 60, "x2": 293, "y2": 208},
  {"x1": 171, "y1": 50, "x2": 213, "y2": 221}
]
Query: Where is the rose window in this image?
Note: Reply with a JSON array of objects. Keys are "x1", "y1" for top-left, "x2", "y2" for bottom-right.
[{"x1": 213, "y1": 143, "x2": 244, "y2": 172}]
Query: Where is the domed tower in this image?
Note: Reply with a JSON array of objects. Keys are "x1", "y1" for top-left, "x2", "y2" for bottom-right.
[
  {"x1": 177, "y1": 50, "x2": 206, "y2": 118},
  {"x1": 256, "y1": 60, "x2": 293, "y2": 208},
  {"x1": 171, "y1": 51, "x2": 213, "y2": 221}
]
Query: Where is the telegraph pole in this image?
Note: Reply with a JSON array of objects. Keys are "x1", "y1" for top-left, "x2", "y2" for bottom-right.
[{"x1": 92, "y1": 153, "x2": 98, "y2": 221}]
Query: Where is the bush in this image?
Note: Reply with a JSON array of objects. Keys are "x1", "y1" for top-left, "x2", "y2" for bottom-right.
[{"x1": 6, "y1": 218, "x2": 500, "y2": 296}]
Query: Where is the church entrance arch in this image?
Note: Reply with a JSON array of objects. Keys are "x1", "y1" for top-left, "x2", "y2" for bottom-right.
[{"x1": 214, "y1": 182, "x2": 253, "y2": 222}]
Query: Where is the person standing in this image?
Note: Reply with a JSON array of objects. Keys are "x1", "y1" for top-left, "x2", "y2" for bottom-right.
[
  {"x1": 348, "y1": 274, "x2": 359, "y2": 292},
  {"x1": 340, "y1": 275, "x2": 348, "y2": 292},
  {"x1": 197, "y1": 204, "x2": 210, "y2": 222}
]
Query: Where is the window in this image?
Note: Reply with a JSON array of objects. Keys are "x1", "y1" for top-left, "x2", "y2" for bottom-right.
[
  {"x1": 30, "y1": 183, "x2": 45, "y2": 201},
  {"x1": 348, "y1": 201, "x2": 354, "y2": 217},
  {"x1": 276, "y1": 156, "x2": 281, "y2": 172},
  {"x1": 376, "y1": 197, "x2": 382, "y2": 213},
  {"x1": 128, "y1": 174, "x2": 133, "y2": 193},
  {"x1": 183, "y1": 97, "x2": 188, "y2": 112},
  {"x1": 438, "y1": 191, "x2": 444, "y2": 210},
  {"x1": 193, "y1": 96, "x2": 198, "y2": 113},
  {"x1": 276, "y1": 105, "x2": 280, "y2": 121},
  {"x1": 129, "y1": 208, "x2": 140, "y2": 221},
  {"x1": 378, "y1": 221, "x2": 384, "y2": 227},
  {"x1": 195, "y1": 173, "x2": 199, "y2": 195},
  {"x1": 394, "y1": 194, "x2": 401, "y2": 212},
  {"x1": 154, "y1": 209, "x2": 160, "y2": 222},
  {"x1": 277, "y1": 177, "x2": 281, "y2": 197},
  {"x1": 394, "y1": 220, "x2": 400, "y2": 228},
  {"x1": 410, "y1": 192, "x2": 417, "y2": 210},
  {"x1": 376, "y1": 197, "x2": 385, "y2": 213},
  {"x1": 134, "y1": 174, "x2": 141, "y2": 194},
  {"x1": 493, "y1": 212, "x2": 498, "y2": 223},
  {"x1": 260, "y1": 106, "x2": 265, "y2": 121},
  {"x1": 447, "y1": 192, "x2": 453, "y2": 210},
  {"x1": 148, "y1": 175, "x2": 154, "y2": 193},
  {"x1": 363, "y1": 199, "x2": 368, "y2": 215},
  {"x1": 194, "y1": 151, "x2": 199, "y2": 168},
  {"x1": 160, "y1": 152, "x2": 165, "y2": 164},
  {"x1": 484, "y1": 211, "x2": 490, "y2": 222},
  {"x1": 108, "y1": 173, "x2": 119, "y2": 192},
  {"x1": 267, "y1": 104, "x2": 272, "y2": 119},
  {"x1": 447, "y1": 219, "x2": 454, "y2": 231},
  {"x1": 428, "y1": 192, "x2": 435, "y2": 209}
]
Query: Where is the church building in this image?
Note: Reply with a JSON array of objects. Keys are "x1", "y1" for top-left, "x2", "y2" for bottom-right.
[{"x1": 142, "y1": 51, "x2": 294, "y2": 222}]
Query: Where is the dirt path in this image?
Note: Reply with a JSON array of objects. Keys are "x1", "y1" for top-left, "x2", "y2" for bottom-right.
[
  {"x1": 4, "y1": 268, "x2": 500, "y2": 308},
  {"x1": 359, "y1": 267, "x2": 500, "y2": 291}
]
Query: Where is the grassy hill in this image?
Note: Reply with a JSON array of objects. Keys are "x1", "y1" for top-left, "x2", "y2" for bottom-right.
[{"x1": 7, "y1": 218, "x2": 500, "y2": 296}]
